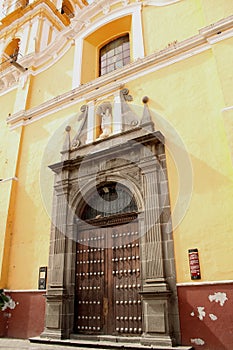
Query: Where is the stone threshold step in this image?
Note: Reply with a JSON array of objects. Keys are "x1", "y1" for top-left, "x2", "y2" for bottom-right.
[{"x1": 30, "y1": 336, "x2": 193, "y2": 350}]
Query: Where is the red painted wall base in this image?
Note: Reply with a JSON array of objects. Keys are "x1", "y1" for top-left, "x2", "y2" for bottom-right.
[
  {"x1": 0, "y1": 291, "x2": 45, "y2": 339},
  {"x1": 178, "y1": 283, "x2": 233, "y2": 350},
  {"x1": 1, "y1": 284, "x2": 232, "y2": 349}
]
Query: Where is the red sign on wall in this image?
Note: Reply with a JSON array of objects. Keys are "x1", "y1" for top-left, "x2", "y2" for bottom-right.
[{"x1": 188, "y1": 249, "x2": 201, "y2": 280}]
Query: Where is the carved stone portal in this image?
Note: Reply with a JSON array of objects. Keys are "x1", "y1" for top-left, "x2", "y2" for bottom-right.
[{"x1": 42, "y1": 99, "x2": 180, "y2": 346}]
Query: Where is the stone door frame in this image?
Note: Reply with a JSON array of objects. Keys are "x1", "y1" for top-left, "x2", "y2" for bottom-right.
[{"x1": 42, "y1": 129, "x2": 180, "y2": 346}]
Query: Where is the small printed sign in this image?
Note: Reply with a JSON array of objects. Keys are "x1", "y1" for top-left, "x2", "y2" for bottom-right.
[
  {"x1": 38, "y1": 266, "x2": 47, "y2": 290},
  {"x1": 188, "y1": 249, "x2": 201, "y2": 280}
]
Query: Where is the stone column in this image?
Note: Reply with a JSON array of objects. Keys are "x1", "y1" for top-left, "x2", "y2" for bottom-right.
[
  {"x1": 40, "y1": 17, "x2": 50, "y2": 52},
  {"x1": 19, "y1": 23, "x2": 30, "y2": 56},
  {"x1": 86, "y1": 100, "x2": 95, "y2": 144},
  {"x1": 72, "y1": 37, "x2": 83, "y2": 89},
  {"x1": 140, "y1": 157, "x2": 173, "y2": 346},
  {"x1": 132, "y1": 4, "x2": 144, "y2": 60},
  {"x1": 42, "y1": 176, "x2": 74, "y2": 339},
  {"x1": 113, "y1": 91, "x2": 122, "y2": 134}
]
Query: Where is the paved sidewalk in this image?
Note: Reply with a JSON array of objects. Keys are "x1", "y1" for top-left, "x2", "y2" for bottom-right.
[
  {"x1": 0, "y1": 338, "x2": 193, "y2": 350},
  {"x1": 0, "y1": 338, "x2": 86, "y2": 350}
]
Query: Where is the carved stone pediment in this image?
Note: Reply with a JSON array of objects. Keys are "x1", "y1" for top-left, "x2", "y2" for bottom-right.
[{"x1": 61, "y1": 88, "x2": 155, "y2": 161}]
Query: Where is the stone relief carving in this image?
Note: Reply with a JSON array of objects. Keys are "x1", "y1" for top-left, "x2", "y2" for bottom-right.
[
  {"x1": 0, "y1": 70, "x2": 20, "y2": 91},
  {"x1": 62, "y1": 89, "x2": 155, "y2": 154},
  {"x1": 120, "y1": 88, "x2": 133, "y2": 102},
  {"x1": 120, "y1": 88, "x2": 140, "y2": 130},
  {"x1": 98, "y1": 158, "x2": 130, "y2": 172}
]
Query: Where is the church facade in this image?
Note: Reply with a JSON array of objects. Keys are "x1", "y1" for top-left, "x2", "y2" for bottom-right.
[{"x1": 0, "y1": 1, "x2": 233, "y2": 349}]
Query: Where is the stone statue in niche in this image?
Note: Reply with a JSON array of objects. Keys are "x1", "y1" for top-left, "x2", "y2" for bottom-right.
[
  {"x1": 100, "y1": 107, "x2": 112, "y2": 138},
  {"x1": 96, "y1": 102, "x2": 112, "y2": 139}
]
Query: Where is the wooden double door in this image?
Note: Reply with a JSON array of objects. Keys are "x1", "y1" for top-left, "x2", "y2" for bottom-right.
[{"x1": 75, "y1": 218, "x2": 142, "y2": 335}]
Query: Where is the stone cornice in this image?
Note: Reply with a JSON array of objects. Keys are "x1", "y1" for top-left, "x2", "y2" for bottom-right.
[{"x1": 49, "y1": 130, "x2": 164, "y2": 174}]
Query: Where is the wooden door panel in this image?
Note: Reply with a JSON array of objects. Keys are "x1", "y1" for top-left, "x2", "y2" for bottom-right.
[
  {"x1": 75, "y1": 220, "x2": 142, "y2": 335},
  {"x1": 75, "y1": 226, "x2": 106, "y2": 333},
  {"x1": 112, "y1": 221, "x2": 142, "y2": 334}
]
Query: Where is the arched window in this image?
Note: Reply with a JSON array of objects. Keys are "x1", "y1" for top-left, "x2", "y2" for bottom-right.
[
  {"x1": 1, "y1": 38, "x2": 20, "y2": 70},
  {"x1": 99, "y1": 34, "x2": 130, "y2": 76},
  {"x1": 61, "y1": 0, "x2": 74, "y2": 18},
  {"x1": 80, "y1": 182, "x2": 138, "y2": 221}
]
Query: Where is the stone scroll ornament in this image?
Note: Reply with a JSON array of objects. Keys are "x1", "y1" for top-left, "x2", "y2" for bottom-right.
[
  {"x1": 120, "y1": 88, "x2": 140, "y2": 130},
  {"x1": 71, "y1": 104, "x2": 88, "y2": 150}
]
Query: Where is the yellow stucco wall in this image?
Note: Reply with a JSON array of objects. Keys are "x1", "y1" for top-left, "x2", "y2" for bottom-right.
[
  {"x1": 201, "y1": 0, "x2": 233, "y2": 25},
  {"x1": 126, "y1": 47, "x2": 233, "y2": 282},
  {"x1": 0, "y1": 90, "x2": 18, "y2": 179},
  {"x1": 27, "y1": 45, "x2": 75, "y2": 109},
  {"x1": 0, "y1": 1, "x2": 233, "y2": 289},
  {"x1": 6, "y1": 105, "x2": 84, "y2": 289},
  {"x1": 142, "y1": 0, "x2": 205, "y2": 55},
  {"x1": 210, "y1": 37, "x2": 233, "y2": 107},
  {"x1": 0, "y1": 90, "x2": 22, "y2": 288},
  {"x1": 0, "y1": 181, "x2": 14, "y2": 288}
]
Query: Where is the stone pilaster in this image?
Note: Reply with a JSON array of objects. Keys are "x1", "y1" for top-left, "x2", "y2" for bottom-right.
[
  {"x1": 42, "y1": 178, "x2": 75, "y2": 339},
  {"x1": 141, "y1": 161, "x2": 164, "y2": 283},
  {"x1": 140, "y1": 157, "x2": 173, "y2": 345}
]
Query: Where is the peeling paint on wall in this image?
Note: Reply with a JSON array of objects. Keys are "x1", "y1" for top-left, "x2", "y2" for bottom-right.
[
  {"x1": 209, "y1": 313, "x2": 218, "y2": 321},
  {"x1": 197, "y1": 306, "x2": 206, "y2": 320},
  {"x1": 179, "y1": 285, "x2": 233, "y2": 349},
  {"x1": 208, "y1": 292, "x2": 228, "y2": 306},
  {"x1": 191, "y1": 338, "x2": 205, "y2": 345}
]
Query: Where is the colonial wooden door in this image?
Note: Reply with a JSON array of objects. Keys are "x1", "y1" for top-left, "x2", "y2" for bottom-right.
[{"x1": 75, "y1": 217, "x2": 142, "y2": 335}]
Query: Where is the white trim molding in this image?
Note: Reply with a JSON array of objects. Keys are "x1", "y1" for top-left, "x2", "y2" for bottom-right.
[
  {"x1": 73, "y1": 37, "x2": 84, "y2": 88},
  {"x1": 7, "y1": 36, "x2": 210, "y2": 129},
  {"x1": 222, "y1": 105, "x2": 233, "y2": 112},
  {"x1": 0, "y1": 176, "x2": 18, "y2": 183},
  {"x1": 7, "y1": 37, "x2": 211, "y2": 129},
  {"x1": 144, "y1": 0, "x2": 183, "y2": 6},
  {"x1": 1, "y1": 6, "x2": 233, "y2": 97},
  {"x1": 72, "y1": 2, "x2": 144, "y2": 89},
  {"x1": 177, "y1": 279, "x2": 233, "y2": 287},
  {"x1": 5, "y1": 289, "x2": 45, "y2": 293},
  {"x1": 3, "y1": 12, "x2": 233, "y2": 127}
]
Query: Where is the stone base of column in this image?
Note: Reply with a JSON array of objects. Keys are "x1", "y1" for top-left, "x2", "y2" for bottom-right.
[
  {"x1": 141, "y1": 334, "x2": 173, "y2": 347},
  {"x1": 41, "y1": 287, "x2": 69, "y2": 340},
  {"x1": 40, "y1": 328, "x2": 67, "y2": 340},
  {"x1": 140, "y1": 281, "x2": 174, "y2": 346}
]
